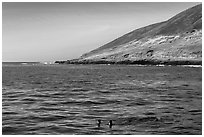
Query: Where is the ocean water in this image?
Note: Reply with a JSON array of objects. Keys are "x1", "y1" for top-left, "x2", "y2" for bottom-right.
[{"x1": 2, "y1": 64, "x2": 202, "y2": 135}]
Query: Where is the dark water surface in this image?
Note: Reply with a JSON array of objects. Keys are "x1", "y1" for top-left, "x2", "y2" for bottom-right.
[{"x1": 2, "y1": 64, "x2": 202, "y2": 135}]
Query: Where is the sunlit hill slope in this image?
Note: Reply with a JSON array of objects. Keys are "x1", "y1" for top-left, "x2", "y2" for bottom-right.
[{"x1": 58, "y1": 4, "x2": 202, "y2": 65}]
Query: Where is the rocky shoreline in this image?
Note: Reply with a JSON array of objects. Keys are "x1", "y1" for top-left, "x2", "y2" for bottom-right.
[{"x1": 55, "y1": 59, "x2": 202, "y2": 66}]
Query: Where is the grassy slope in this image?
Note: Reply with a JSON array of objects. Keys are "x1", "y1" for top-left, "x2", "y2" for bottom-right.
[{"x1": 80, "y1": 4, "x2": 202, "y2": 62}]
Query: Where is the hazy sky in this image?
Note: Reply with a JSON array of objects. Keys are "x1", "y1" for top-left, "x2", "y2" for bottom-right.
[{"x1": 3, "y1": 2, "x2": 200, "y2": 62}]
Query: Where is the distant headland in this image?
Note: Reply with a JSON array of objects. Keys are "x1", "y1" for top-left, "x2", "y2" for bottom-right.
[{"x1": 56, "y1": 4, "x2": 202, "y2": 66}]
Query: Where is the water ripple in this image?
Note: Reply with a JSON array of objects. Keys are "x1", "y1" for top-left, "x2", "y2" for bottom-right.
[{"x1": 2, "y1": 65, "x2": 202, "y2": 135}]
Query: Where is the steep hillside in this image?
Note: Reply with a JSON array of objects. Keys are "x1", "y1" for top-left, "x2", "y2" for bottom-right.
[
  {"x1": 81, "y1": 21, "x2": 166, "y2": 58},
  {"x1": 60, "y1": 4, "x2": 202, "y2": 65}
]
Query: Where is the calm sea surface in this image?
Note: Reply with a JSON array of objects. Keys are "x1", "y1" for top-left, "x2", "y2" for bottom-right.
[{"x1": 2, "y1": 64, "x2": 202, "y2": 135}]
